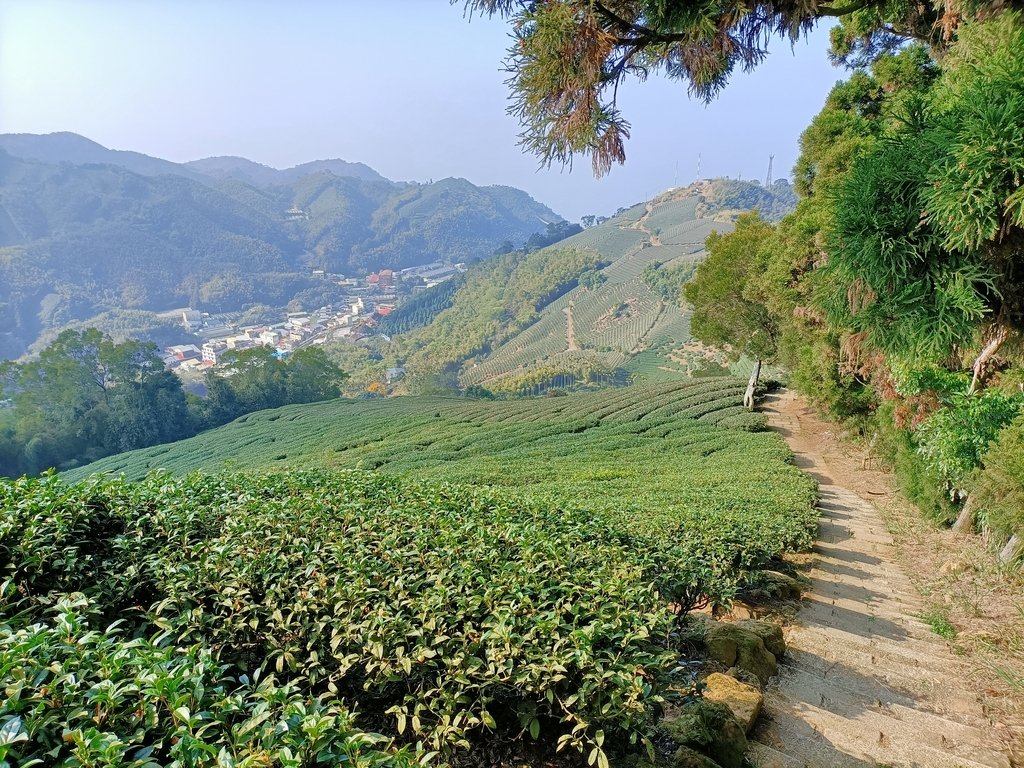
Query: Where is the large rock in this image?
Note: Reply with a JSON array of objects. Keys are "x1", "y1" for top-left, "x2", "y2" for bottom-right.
[
  {"x1": 764, "y1": 570, "x2": 804, "y2": 598},
  {"x1": 702, "y1": 673, "x2": 764, "y2": 733},
  {"x1": 703, "y1": 621, "x2": 779, "y2": 686},
  {"x1": 733, "y1": 620, "x2": 786, "y2": 659},
  {"x1": 672, "y1": 745, "x2": 722, "y2": 768},
  {"x1": 662, "y1": 700, "x2": 748, "y2": 768}
]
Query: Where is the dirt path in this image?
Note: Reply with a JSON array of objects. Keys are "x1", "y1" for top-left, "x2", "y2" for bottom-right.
[
  {"x1": 628, "y1": 202, "x2": 662, "y2": 246},
  {"x1": 564, "y1": 302, "x2": 578, "y2": 351},
  {"x1": 749, "y1": 390, "x2": 1018, "y2": 768}
]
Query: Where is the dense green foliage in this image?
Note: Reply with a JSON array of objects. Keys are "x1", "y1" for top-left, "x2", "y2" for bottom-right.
[
  {"x1": 5, "y1": 378, "x2": 817, "y2": 764},
  {"x1": 64, "y1": 379, "x2": 815, "y2": 610},
  {"x1": 0, "y1": 472, "x2": 686, "y2": 764},
  {"x1": 0, "y1": 591, "x2": 413, "y2": 768},
  {"x1": 0, "y1": 474, "x2": 650, "y2": 765},
  {"x1": 915, "y1": 388, "x2": 1023, "y2": 496},
  {"x1": 377, "y1": 277, "x2": 465, "y2": 337},
  {"x1": 0, "y1": 330, "x2": 192, "y2": 476},
  {"x1": 684, "y1": 214, "x2": 778, "y2": 365},
  {"x1": 972, "y1": 414, "x2": 1024, "y2": 542},
  {"x1": 0, "y1": 136, "x2": 559, "y2": 358},
  {"x1": 677, "y1": 12, "x2": 1024, "y2": 551},
  {"x1": 0, "y1": 330, "x2": 346, "y2": 476}
]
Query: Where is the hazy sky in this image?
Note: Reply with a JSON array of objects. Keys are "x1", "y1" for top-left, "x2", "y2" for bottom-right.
[{"x1": 1, "y1": 1, "x2": 845, "y2": 221}]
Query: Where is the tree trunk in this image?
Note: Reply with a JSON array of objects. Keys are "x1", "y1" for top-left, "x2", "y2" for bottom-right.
[
  {"x1": 743, "y1": 359, "x2": 762, "y2": 410},
  {"x1": 999, "y1": 534, "x2": 1022, "y2": 566},
  {"x1": 951, "y1": 495, "x2": 975, "y2": 536},
  {"x1": 968, "y1": 325, "x2": 1009, "y2": 395}
]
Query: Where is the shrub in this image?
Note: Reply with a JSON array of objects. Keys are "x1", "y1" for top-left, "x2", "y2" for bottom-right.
[
  {"x1": 0, "y1": 588, "x2": 413, "y2": 768},
  {"x1": 972, "y1": 414, "x2": 1024, "y2": 545},
  {"x1": 915, "y1": 389, "x2": 1023, "y2": 495}
]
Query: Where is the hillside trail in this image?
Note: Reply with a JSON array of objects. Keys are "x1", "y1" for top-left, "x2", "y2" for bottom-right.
[
  {"x1": 564, "y1": 302, "x2": 578, "y2": 351},
  {"x1": 749, "y1": 390, "x2": 1018, "y2": 768},
  {"x1": 628, "y1": 201, "x2": 663, "y2": 246}
]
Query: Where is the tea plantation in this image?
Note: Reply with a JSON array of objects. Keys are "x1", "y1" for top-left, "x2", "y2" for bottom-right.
[{"x1": 4, "y1": 379, "x2": 817, "y2": 766}]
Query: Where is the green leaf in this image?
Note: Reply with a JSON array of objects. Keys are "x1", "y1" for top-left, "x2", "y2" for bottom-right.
[{"x1": 0, "y1": 718, "x2": 27, "y2": 746}]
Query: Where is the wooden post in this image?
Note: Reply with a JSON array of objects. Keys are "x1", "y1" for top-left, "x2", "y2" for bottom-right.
[
  {"x1": 999, "y1": 534, "x2": 1022, "y2": 566},
  {"x1": 951, "y1": 495, "x2": 975, "y2": 536},
  {"x1": 743, "y1": 359, "x2": 762, "y2": 410}
]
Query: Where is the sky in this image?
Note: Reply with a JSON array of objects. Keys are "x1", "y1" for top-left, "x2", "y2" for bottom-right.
[{"x1": 0, "y1": 1, "x2": 846, "y2": 222}]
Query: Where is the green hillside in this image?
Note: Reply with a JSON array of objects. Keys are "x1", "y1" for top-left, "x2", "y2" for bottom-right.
[
  {"x1": 63, "y1": 379, "x2": 814, "y2": 566},
  {"x1": 400, "y1": 179, "x2": 795, "y2": 393},
  {"x1": 64, "y1": 380, "x2": 801, "y2": 536},
  {"x1": 0, "y1": 135, "x2": 560, "y2": 358},
  {"x1": 41, "y1": 377, "x2": 815, "y2": 764}
]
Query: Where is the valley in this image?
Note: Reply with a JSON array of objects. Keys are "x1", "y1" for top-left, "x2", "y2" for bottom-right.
[{"x1": 0, "y1": 133, "x2": 561, "y2": 359}]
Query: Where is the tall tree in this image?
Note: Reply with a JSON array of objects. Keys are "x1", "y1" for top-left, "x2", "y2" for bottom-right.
[
  {"x1": 824, "y1": 14, "x2": 1024, "y2": 392},
  {"x1": 684, "y1": 213, "x2": 779, "y2": 408},
  {"x1": 463, "y1": 0, "x2": 982, "y2": 173},
  {"x1": 0, "y1": 330, "x2": 195, "y2": 474}
]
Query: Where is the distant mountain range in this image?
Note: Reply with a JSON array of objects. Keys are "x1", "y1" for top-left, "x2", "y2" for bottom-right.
[{"x1": 0, "y1": 132, "x2": 561, "y2": 359}]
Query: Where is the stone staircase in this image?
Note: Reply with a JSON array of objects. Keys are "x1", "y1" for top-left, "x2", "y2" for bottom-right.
[{"x1": 751, "y1": 394, "x2": 1017, "y2": 768}]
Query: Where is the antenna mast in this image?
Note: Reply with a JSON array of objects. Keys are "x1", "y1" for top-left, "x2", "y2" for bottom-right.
[
  {"x1": 696, "y1": 153, "x2": 701, "y2": 181},
  {"x1": 765, "y1": 154, "x2": 774, "y2": 186}
]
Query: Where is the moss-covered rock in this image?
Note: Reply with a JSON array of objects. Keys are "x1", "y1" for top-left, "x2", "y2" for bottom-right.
[
  {"x1": 662, "y1": 699, "x2": 748, "y2": 768},
  {"x1": 733, "y1": 619, "x2": 786, "y2": 659},
  {"x1": 671, "y1": 745, "x2": 723, "y2": 768},
  {"x1": 757, "y1": 570, "x2": 805, "y2": 600},
  {"x1": 704, "y1": 628, "x2": 739, "y2": 667},
  {"x1": 702, "y1": 672, "x2": 763, "y2": 733},
  {"x1": 704, "y1": 621, "x2": 778, "y2": 685}
]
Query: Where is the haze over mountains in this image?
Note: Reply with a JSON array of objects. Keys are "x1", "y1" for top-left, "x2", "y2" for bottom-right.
[{"x1": 0, "y1": 132, "x2": 561, "y2": 358}]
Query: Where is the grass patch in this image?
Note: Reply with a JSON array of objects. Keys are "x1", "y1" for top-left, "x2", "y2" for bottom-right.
[{"x1": 917, "y1": 608, "x2": 958, "y2": 640}]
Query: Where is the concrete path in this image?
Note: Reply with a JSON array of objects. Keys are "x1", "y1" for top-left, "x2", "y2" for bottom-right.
[{"x1": 748, "y1": 391, "x2": 1015, "y2": 768}]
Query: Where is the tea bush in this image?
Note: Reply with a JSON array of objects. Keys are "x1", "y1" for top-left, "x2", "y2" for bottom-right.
[
  {"x1": 0, "y1": 587, "x2": 415, "y2": 768},
  {"x1": 2, "y1": 471, "x2": 692, "y2": 766}
]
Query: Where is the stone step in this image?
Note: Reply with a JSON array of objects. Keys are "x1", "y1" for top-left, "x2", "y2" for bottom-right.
[
  {"x1": 801, "y1": 560, "x2": 914, "y2": 591},
  {"x1": 784, "y1": 633, "x2": 965, "y2": 694},
  {"x1": 755, "y1": 697, "x2": 1012, "y2": 768},
  {"x1": 815, "y1": 524, "x2": 895, "y2": 548},
  {"x1": 745, "y1": 740, "x2": 810, "y2": 768},
  {"x1": 786, "y1": 608, "x2": 957, "y2": 662},
  {"x1": 780, "y1": 648, "x2": 988, "y2": 722},
  {"x1": 752, "y1": 717, "x2": 887, "y2": 768},
  {"x1": 771, "y1": 663, "x2": 997, "y2": 747},
  {"x1": 800, "y1": 575, "x2": 925, "y2": 611},
  {"x1": 804, "y1": 578, "x2": 924, "y2": 609},
  {"x1": 796, "y1": 592, "x2": 939, "y2": 633},
  {"x1": 792, "y1": 617, "x2": 952, "y2": 669},
  {"x1": 810, "y1": 541, "x2": 891, "y2": 570}
]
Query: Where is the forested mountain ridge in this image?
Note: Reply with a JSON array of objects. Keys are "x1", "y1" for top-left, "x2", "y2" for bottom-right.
[
  {"x1": 183, "y1": 155, "x2": 389, "y2": 185},
  {"x1": 0, "y1": 131, "x2": 208, "y2": 180},
  {"x1": 0, "y1": 133, "x2": 561, "y2": 359}
]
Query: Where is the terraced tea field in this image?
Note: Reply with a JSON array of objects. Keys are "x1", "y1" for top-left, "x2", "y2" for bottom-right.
[
  {"x1": 460, "y1": 183, "x2": 738, "y2": 390},
  {"x1": 66, "y1": 378, "x2": 815, "y2": 558},
  {"x1": 29, "y1": 379, "x2": 818, "y2": 766}
]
